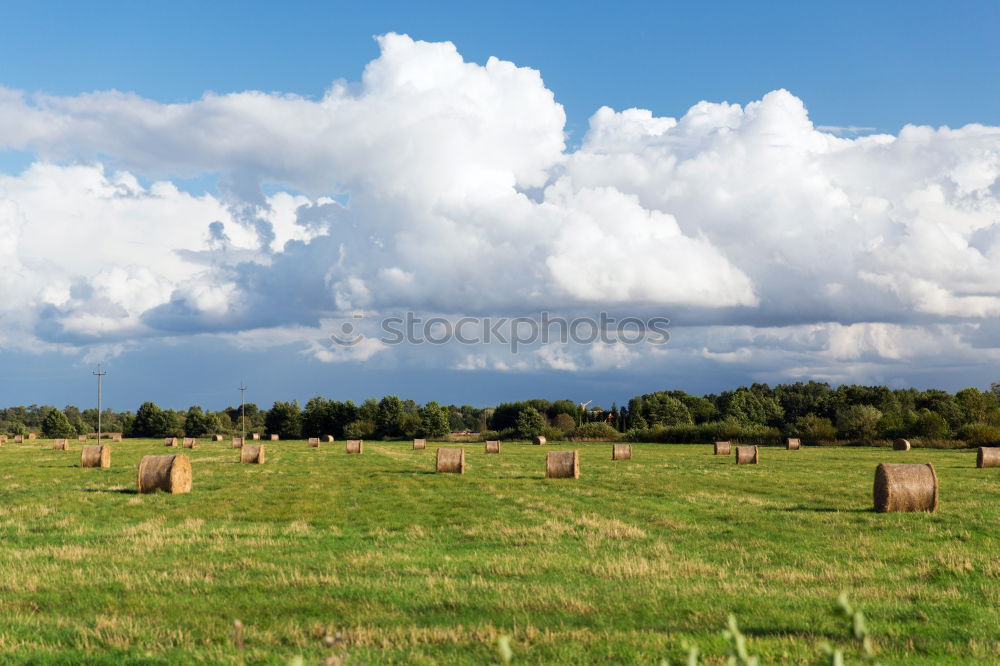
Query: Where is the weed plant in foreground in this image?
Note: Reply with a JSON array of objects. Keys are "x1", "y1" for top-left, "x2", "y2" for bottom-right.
[{"x1": 0, "y1": 440, "x2": 997, "y2": 664}]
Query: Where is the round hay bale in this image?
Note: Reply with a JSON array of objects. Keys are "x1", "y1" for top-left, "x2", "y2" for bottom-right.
[
  {"x1": 182, "y1": 438, "x2": 197, "y2": 449},
  {"x1": 0, "y1": 434, "x2": 7, "y2": 444},
  {"x1": 111, "y1": 434, "x2": 123, "y2": 442},
  {"x1": 735, "y1": 446, "x2": 758, "y2": 465},
  {"x1": 713, "y1": 441, "x2": 731, "y2": 455},
  {"x1": 612, "y1": 443, "x2": 632, "y2": 460},
  {"x1": 164, "y1": 437, "x2": 178, "y2": 447},
  {"x1": 412, "y1": 438, "x2": 426, "y2": 450},
  {"x1": 14, "y1": 435, "x2": 23, "y2": 443},
  {"x1": 323, "y1": 435, "x2": 335, "y2": 442},
  {"x1": 231, "y1": 437, "x2": 243, "y2": 449},
  {"x1": 137, "y1": 454, "x2": 192, "y2": 494},
  {"x1": 532, "y1": 435, "x2": 547, "y2": 446},
  {"x1": 251, "y1": 433, "x2": 260, "y2": 440},
  {"x1": 485, "y1": 440, "x2": 501, "y2": 454},
  {"x1": 52, "y1": 438, "x2": 69, "y2": 450},
  {"x1": 345, "y1": 440, "x2": 364, "y2": 454},
  {"x1": 436, "y1": 448, "x2": 465, "y2": 473},
  {"x1": 211, "y1": 434, "x2": 224, "y2": 442},
  {"x1": 546, "y1": 450, "x2": 580, "y2": 478},
  {"x1": 77, "y1": 435, "x2": 87, "y2": 442},
  {"x1": 269, "y1": 434, "x2": 279, "y2": 441},
  {"x1": 873, "y1": 463, "x2": 937, "y2": 513},
  {"x1": 976, "y1": 447, "x2": 1000, "y2": 469},
  {"x1": 28, "y1": 433, "x2": 37, "y2": 440},
  {"x1": 80, "y1": 444, "x2": 110, "y2": 468},
  {"x1": 786, "y1": 437, "x2": 801, "y2": 450},
  {"x1": 308, "y1": 437, "x2": 320, "y2": 447},
  {"x1": 893, "y1": 438, "x2": 911, "y2": 451},
  {"x1": 240, "y1": 444, "x2": 265, "y2": 464}
]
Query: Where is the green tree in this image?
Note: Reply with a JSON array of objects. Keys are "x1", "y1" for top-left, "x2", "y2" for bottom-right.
[
  {"x1": 132, "y1": 402, "x2": 175, "y2": 438},
  {"x1": 42, "y1": 409, "x2": 75, "y2": 438},
  {"x1": 418, "y1": 402, "x2": 450, "y2": 438},
  {"x1": 836, "y1": 405, "x2": 883, "y2": 440},
  {"x1": 515, "y1": 407, "x2": 546, "y2": 439},
  {"x1": 183, "y1": 406, "x2": 211, "y2": 436},
  {"x1": 265, "y1": 401, "x2": 302, "y2": 439},
  {"x1": 724, "y1": 390, "x2": 784, "y2": 427},
  {"x1": 375, "y1": 396, "x2": 406, "y2": 438}
]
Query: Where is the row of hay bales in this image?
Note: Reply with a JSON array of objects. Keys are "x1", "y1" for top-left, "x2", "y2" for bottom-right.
[{"x1": 39, "y1": 435, "x2": 1000, "y2": 512}]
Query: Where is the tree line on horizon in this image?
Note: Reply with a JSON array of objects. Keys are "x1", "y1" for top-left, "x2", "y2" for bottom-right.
[{"x1": 3, "y1": 381, "x2": 1000, "y2": 446}]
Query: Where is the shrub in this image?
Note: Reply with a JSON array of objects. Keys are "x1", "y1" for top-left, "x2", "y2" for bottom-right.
[
  {"x1": 515, "y1": 407, "x2": 546, "y2": 438},
  {"x1": 957, "y1": 422, "x2": 1000, "y2": 445},
  {"x1": 540, "y1": 426, "x2": 564, "y2": 441},
  {"x1": 571, "y1": 422, "x2": 621, "y2": 441},
  {"x1": 795, "y1": 414, "x2": 837, "y2": 444}
]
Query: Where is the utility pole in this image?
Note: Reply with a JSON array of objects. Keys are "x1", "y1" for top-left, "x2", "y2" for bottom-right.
[
  {"x1": 93, "y1": 364, "x2": 107, "y2": 441},
  {"x1": 239, "y1": 382, "x2": 247, "y2": 443}
]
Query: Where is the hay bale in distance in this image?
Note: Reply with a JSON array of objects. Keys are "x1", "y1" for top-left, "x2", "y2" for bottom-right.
[
  {"x1": 111, "y1": 434, "x2": 123, "y2": 442},
  {"x1": 308, "y1": 437, "x2": 320, "y2": 447},
  {"x1": 713, "y1": 441, "x2": 731, "y2": 455},
  {"x1": 211, "y1": 434, "x2": 224, "y2": 442},
  {"x1": 546, "y1": 450, "x2": 580, "y2": 478},
  {"x1": 27, "y1": 433, "x2": 37, "y2": 440},
  {"x1": 976, "y1": 447, "x2": 1000, "y2": 469},
  {"x1": 231, "y1": 437, "x2": 243, "y2": 448},
  {"x1": 52, "y1": 438, "x2": 69, "y2": 450},
  {"x1": 80, "y1": 444, "x2": 110, "y2": 468},
  {"x1": 345, "y1": 440, "x2": 363, "y2": 454},
  {"x1": 893, "y1": 438, "x2": 911, "y2": 451},
  {"x1": 485, "y1": 440, "x2": 501, "y2": 454},
  {"x1": 77, "y1": 435, "x2": 87, "y2": 442},
  {"x1": 240, "y1": 444, "x2": 265, "y2": 464},
  {"x1": 323, "y1": 435, "x2": 335, "y2": 442},
  {"x1": 413, "y1": 438, "x2": 426, "y2": 450},
  {"x1": 786, "y1": 438, "x2": 801, "y2": 450},
  {"x1": 532, "y1": 435, "x2": 547, "y2": 445},
  {"x1": 251, "y1": 433, "x2": 261, "y2": 440},
  {"x1": 612, "y1": 443, "x2": 632, "y2": 460},
  {"x1": 14, "y1": 435, "x2": 23, "y2": 443},
  {"x1": 735, "y1": 446, "x2": 759, "y2": 465},
  {"x1": 270, "y1": 434, "x2": 279, "y2": 441},
  {"x1": 873, "y1": 463, "x2": 937, "y2": 513},
  {"x1": 182, "y1": 438, "x2": 197, "y2": 449},
  {"x1": 0, "y1": 434, "x2": 7, "y2": 443},
  {"x1": 137, "y1": 454, "x2": 192, "y2": 494},
  {"x1": 436, "y1": 448, "x2": 466, "y2": 473},
  {"x1": 164, "y1": 437, "x2": 178, "y2": 447}
]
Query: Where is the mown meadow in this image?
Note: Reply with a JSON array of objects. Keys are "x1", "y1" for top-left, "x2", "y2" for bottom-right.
[{"x1": 0, "y1": 439, "x2": 998, "y2": 664}]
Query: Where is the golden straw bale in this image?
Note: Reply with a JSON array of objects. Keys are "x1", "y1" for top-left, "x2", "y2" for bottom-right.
[
  {"x1": 786, "y1": 438, "x2": 801, "y2": 450},
  {"x1": 532, "y1": 435, "x2": 547, "y2": 445},
  {"x1": 308, "y1": 437, "x2": 320, "y2": 447},
  {"x1": 976, "y1": 447, "x2": 1000, "y2": 469},
  {"x1": 80, "y1": 445, "x2": 110, "y2": 468},
  {"x1": 231, "y1": 437, "x2": 243, "y2": 448},
  {"x1": 251, "y1": 433, "x2": 260, "y2": 440},
  {"x1": 485, "y1": 440, "x2": 501, "y2": 454},
  {"x1": 52, "y1": 438, "x2": 69, "y2": 450},
  {"x1": 873, "y1": 463, "x2": 937, "y2": 512},
  {"x1": 78, "y1": 435, "x2": 87, "y2": 442},
  {"x1": 111, "y1": 434, "x2": 123, "y2": 442},
  {"x1": 164, "y1": 437, "x2": 178, "y2": 447},
  {"x1": 436, "y1": 448, "x2": 465, "y2": 473},
  {"x1": 137, "y1": 454, "x2": 192, "y2": 494},
  {"x1": 713, "y1": 441, "x2": 731, "y2": 455},
  {"x1": 735, "y1": 446, "x2": 758, "y2": 465},
  {"x1": 612, "y1": 444, "x2": 631, "y2": 460},
  {"x1": 240, "y1": 444, "x2": 265, "y2": 464},
  {"x1": 28, "y1": 433, "x2": 37, "y2": 440},
  {"x1": 323, "y1": 435, "x2": 335, "y2": 442},
  {"x1": 345, "y1": 440, "x2": 363, "y2": 454},
  {"x1": 270, "y1": 434, "x2": 279, "y2": 441},
  {"x1": 412, "y1": 438, "x2": 426, "y2": 450},
  {"x1": 893, "y1": 438, "x2": 911, "y2": 451},
  {"x1": 182, "y1": 438, "x2": 197, "y2": 449},
  {"x1": 212, "y1": 434, "x2": 224, "y2": 442},
  {"x1": 546, "y1": 450, "x2": 579, "y2": 478}
]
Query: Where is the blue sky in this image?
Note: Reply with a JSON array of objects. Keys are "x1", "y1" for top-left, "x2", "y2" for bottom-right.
[{"x1": 1, "y1": 1, "x2": 999, "y2": 410}]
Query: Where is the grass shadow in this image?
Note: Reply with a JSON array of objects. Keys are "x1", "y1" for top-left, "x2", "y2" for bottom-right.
[
  {"x1": 83, "y1": 487, "x2": 137, "y2": 494},
  {"x1": 777, "y1": 505, "x2": 870, "y2": 513}
]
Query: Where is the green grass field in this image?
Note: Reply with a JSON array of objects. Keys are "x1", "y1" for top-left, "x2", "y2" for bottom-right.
[{"x1": 1, "y1": 439, "x2": 998, "y2": 664}]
